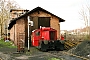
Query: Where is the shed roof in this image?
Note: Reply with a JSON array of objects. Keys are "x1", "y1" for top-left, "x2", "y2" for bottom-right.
[{"x1": 8, "y1": 7, "x2": 65, "y2": 30}]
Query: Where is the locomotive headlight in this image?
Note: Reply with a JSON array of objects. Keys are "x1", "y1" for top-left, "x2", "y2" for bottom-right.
[
  {"x1": 42, "y1": 36, "x2": 44, "y2": 38},
  {"x1": 52, "y1": 41, "x2": 54, "y2": 42},
  {"x1": 41, "y1": 36, "x2": 44, "y2": 40}
]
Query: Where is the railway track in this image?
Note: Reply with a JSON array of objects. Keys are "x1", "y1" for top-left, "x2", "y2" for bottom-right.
[{"x1": 47, "y1": 51, "x2": 89, "y2": 60}]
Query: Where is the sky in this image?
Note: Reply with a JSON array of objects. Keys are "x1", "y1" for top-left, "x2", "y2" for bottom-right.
[{"x1": 15, "y1": 0, "x2": 90, "y2": 31}]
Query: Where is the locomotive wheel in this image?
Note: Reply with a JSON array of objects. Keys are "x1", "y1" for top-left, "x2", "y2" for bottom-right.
[
  {"x1": 40, "y1": 41, "x2": 47, "y2": 52},
  {"x1": 59, "y1": 44, "x2": 64, "y2": 51},
  {"x1": 55, "y1": 40, "x2": 64, "y2": 51}
]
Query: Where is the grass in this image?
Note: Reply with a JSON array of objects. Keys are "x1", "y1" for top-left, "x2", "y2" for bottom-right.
[{"x1": 0, "y1": 39, "x2": 17, "y2": 48}]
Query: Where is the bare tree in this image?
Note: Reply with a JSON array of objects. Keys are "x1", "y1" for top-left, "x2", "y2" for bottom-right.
[
  {"x1": 79, "y1": 5, "x2": 90, "y2": 37},
  {"x1": 0, "y1": 0, "x2": 20, "y2": 38}
]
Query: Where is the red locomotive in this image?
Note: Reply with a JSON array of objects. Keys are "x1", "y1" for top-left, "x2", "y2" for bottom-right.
[{"x1": 32, "y1": 27, "x2": 64, "y2": 51}]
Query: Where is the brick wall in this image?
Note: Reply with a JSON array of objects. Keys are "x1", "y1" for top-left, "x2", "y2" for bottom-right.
[
  {"x1": 50, "y1": 16, "x2": 60, "y2": 39},
  {"x1": 10, "y1": 10, "x2": 27, "y2": 19},
  {"x1": 15, "y1": 18, "x2": 25, "y2": 45},
  {"x1": 10, "y1": 25, "x2": 14, "y2": 42},
  {"x1": 10, "y1": 18, "x2": 25, "y2": 45}
]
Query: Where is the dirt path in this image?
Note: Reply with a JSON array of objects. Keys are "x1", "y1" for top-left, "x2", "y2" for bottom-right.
[
  {"x1": 0, "y1": 47, "x2": 85, "y2": 60},
  {"x1": 0, "y1": 52, "x2": 10, "y2": 60}
]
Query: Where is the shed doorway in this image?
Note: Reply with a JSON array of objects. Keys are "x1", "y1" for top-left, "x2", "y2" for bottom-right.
[{"x1": 38, "y1": 17, "x2": 50, "y2": 28}]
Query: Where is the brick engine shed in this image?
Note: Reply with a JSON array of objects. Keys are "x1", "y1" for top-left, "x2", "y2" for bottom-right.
[{"x1": 8, "y1": 7, "x2": 65, "y2": 47}]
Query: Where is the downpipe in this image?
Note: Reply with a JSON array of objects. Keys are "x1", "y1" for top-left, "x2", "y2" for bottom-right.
[{"x1": 28, "y1": 16, "x2": 30, "y2": 52}]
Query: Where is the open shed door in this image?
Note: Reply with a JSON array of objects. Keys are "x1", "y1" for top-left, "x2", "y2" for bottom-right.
[{"x1": 30, "y1": 17, "x2": 38, "y2": 31}]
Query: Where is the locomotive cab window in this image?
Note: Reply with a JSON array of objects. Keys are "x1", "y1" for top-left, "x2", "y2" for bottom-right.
[{"x1": 35, "y1": 31, "x2": 40, "y2": 36}]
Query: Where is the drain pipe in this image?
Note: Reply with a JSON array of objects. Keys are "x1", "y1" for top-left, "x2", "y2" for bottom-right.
[
  {"x1": 27, "y1": 16, "x2": 33, "y2": 52},
  {"x1": 28, "y1": 16, "x2": 30, "y2": 52}
]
